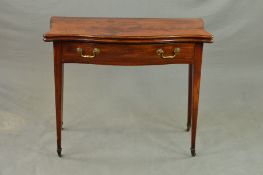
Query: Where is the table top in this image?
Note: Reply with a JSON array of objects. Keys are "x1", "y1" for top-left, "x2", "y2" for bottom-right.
[{"x1": 43, "y1": 16, "x2": 213, "y2": 43}]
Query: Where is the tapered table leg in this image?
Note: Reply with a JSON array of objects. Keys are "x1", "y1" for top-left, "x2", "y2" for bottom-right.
[
  {"x1": 54, "y1": 42, "x2": 63, "y2": 157},
  {"x1": 186, "y1": 64, "x2": 193, "y2": 131},
  {"x1": 190, "y1": 43, "x2": 203, "y2": 157},
  {"x1": 61, "y1": 62, "x2": 64, "y2": 130}
]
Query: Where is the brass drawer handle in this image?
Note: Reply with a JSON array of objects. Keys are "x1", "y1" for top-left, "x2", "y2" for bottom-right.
[
  {"x1": 156, "y1": 48, "x2": 180, "y2": 59},
  {"x1": 76, "y1": 48, "x2": 100, "y2": 58}
]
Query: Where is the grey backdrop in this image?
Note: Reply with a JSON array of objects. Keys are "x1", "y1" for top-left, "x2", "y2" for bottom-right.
[{"x1": 0, "y1": 0, "x2": 263, "y2": 174}]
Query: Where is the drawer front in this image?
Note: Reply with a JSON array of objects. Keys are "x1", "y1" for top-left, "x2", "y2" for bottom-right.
[{"x1": 62, "y1": 42, "x2": 195, "y2": 65}]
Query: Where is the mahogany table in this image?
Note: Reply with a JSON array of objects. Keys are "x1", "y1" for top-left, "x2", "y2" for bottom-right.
[{"x1": 43, "y1": 16, "x2": 213, "y2": 157}]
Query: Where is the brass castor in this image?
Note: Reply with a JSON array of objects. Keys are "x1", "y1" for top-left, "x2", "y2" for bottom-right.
[
  {"x1": 190, "y1": 148, "x2": 196, "y2": 157},
  {"x1": 57, "y1": 148, "x2": 62, "y2": 157}
]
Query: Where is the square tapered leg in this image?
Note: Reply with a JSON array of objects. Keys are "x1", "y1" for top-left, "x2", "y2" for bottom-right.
[
  {"x1": 187, "y1": 64, "x2": 194, "y2": 131},
  {"x1": 54, "y1": 42, "x2": 63, "y2": 157},
  {"x1": 190, "y1": 43, "x2": 203, "y2": 157}
]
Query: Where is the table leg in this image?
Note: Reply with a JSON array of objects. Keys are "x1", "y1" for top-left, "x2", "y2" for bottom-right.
[
  {"x1": 61, "y1": 64, "x2": 64, "y2": 130},
  {"x1": 187, "y1": 64, "x2": 193, "y2": 131},
  {"x1": 54, "y1": 42, "x2": 63, "y2": 157},
  {"x1": 190, "y1": 43, "x2": 203, "y2": 157}
]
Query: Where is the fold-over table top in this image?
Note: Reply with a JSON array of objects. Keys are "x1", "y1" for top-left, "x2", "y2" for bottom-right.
[{"x1": 43, "y1": 16, "x2": 213, "y2": 43}]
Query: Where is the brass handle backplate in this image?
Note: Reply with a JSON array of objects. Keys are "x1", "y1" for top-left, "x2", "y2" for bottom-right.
[
  {"x1": 76, "y1": 48, "x2": 100, "y2": 58},
  {"x1": 156, "y1": 48, "x2": 180, "y2": 59}
]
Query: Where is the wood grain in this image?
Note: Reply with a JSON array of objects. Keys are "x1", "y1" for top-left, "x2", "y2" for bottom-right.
[
  {"x1": 190, "y1": 43, "x2": 203, "y2": 156},
  {"x1": 53, "y1": 41, "x2": 63, "y2": 157},
  {"x1": 45, "y1": 17, "x2": 213, "y2": 157},
  {"x1": 43, "y1": 17, "x2": 213, "y2": 43},
  {"x1": 62, "y1": 42, "x2": 195, "y2": 65}
]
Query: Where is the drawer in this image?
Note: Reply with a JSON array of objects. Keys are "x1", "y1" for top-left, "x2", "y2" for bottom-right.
[{"x1": 62, "y1": 42, "x2": 195, "y2": 65}]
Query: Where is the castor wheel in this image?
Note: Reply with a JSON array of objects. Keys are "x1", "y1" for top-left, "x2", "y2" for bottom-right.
[
  {"x1": 57, "y1": 148, "x2": 62, "y2": 157},
  {"x1": 190, "y1": 148, "x2": 196, "y2": 157}
]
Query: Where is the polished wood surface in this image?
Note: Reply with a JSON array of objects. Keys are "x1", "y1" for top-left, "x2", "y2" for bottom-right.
[
  {"x1": 62, "y1": 42, "x2": 195, "y2": 65},
  {"x1": 191, "y1": 43, "x2": 203, "y2": 156},
  {"x1": 43, "y1": 17, "x2": 213, "y2": 157},
  {"x1": 187, "y1": 64, "x2": 193, "y2": 132},
  {"x1": 53, "y1": 41, "x2": 63, "y2": 157},
  {"x1": 43, "y1": 17, "x2": 213, "y2": 43}
]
